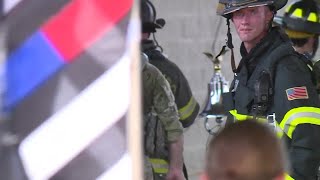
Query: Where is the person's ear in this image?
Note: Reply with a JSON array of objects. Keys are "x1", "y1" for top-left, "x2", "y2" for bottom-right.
[
  {"x1": 199, "y1": 172, "x2": 209, "y2": 180},
  {"x1": 266, "y1": 8, "x2": 274, "y2": 22}
]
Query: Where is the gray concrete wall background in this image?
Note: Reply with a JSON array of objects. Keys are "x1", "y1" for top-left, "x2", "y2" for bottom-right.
[
  {"x1": 150, "y1": 1, "x2": 240, "y2": 179},
  {"x1": 149, "y1": 0, "x2": 299, "y2": 179}
]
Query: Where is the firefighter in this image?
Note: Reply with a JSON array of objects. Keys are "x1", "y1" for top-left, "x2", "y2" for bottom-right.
[
  {"x1": 274, "y1": 0, "x2": 320, "y2": 59},
  {"x1": 273, "y1": 0, "x2": 320, "y2": 93},
  {"x1": 141, "y1": 52, "x2": 185, "y2": 180},
  {"x1": 217, "y1": 0, "x2": 320, "y2": 179},
  {"x1": 140, "y1": 0, "x2": 200, "y2": 129}
]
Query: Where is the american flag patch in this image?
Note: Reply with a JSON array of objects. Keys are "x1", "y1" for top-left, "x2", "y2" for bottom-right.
[{"x1": 286, "y1": 86, "x2": 309, "y2": 100}]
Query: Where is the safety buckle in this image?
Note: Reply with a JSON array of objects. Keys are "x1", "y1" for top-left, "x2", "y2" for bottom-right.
[
  {"x1": 266, "y1": 113, "x2": 275, "y2": 123},
  {"x1": 266, "y1": 113, "x2": 276, "y2": 131}
]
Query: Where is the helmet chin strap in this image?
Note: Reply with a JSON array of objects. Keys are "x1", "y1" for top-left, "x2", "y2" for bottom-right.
[
  {"x1": 152, "y1": 32, "x2": 163, "y2": 53},
  {"x1": 223, "y1": 14, "x2": 274, "y2": 74},
  {"x1": 226, "y1": 18, "x2": 237, "y2": 73}
]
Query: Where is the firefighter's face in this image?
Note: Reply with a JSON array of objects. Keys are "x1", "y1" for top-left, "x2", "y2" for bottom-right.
[{"x1": 232, "y1": 6, "x2": 273, "y2": 47}]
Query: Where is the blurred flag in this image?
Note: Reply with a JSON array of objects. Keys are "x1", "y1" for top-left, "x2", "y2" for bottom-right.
[
  {"x1": 1, "y1": 0, "x2": 142, "y2": 180},
  {"x1": 1, "y1": 0, "x2": 23, "y2": 15}
]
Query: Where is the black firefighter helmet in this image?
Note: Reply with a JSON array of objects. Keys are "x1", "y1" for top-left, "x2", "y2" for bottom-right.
[
  {"x1": 216, "y1": 0, "x2": 288, "y2": 18},
  {"x1": 140, "y1": 0, "x2": 166, "y2": 33},
  {"x1": 274, "y1": 0, "x2": 320, "y2": 38}
]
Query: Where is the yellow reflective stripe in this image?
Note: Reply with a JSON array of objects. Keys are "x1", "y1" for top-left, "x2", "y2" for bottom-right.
[
  {"x1": 230, "y1": 110, "x2": 286, "y2": 138},
  {"x1": 149, "y1": 158, "x2": 169, "y2": 174},
  {"x1": 308, "y1": 12, "x2": 318, "y2": 22},
  {"x1": 178, "y1": 96, "x2": 197, "y2": 120},
  {"x1": 292, "y1": 8, "x2": 303, "y2": 18},
  {"x1": 229, "y1": 110, "x2": 249, "y2": 120},
  {"x1": 229, "y1": 110, "x2": 267, "y2": 123},
  {"x1": 275, "y1": 122, "x2": 284, "y2": 138},
  {"x1": 285, "y1": 5, "x2": 292, "y2": 13},
  {"x1": 280, "y1": 107, "x2": 320, "y2": 139},
  {"x1": 285, "y1": 173, "x2": 294, "y2": 180}
]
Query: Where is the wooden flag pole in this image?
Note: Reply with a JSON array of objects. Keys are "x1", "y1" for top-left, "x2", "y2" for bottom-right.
[{"x1": 128, "y1": 2, "x2": 143, "y2": 180}]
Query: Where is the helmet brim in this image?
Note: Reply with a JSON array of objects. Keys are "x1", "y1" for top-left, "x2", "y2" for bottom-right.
[
  {"x1": 217, "y1": 0, "x2": 288, "y2": 17},
  {"x1": 282, "y1": 16, "x2": 320, "y2": 35},
  {"x1": 142, "y1": 22, "x2": 163, "y2": 33}
]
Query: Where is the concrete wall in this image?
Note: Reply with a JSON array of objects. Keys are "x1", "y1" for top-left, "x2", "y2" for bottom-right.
[
  {"x1": 149, "y1": 0, "x2": 297, "y2": 179},
  {"x1": 149, "y1": 1, "x2": 239, "y2": 179}
]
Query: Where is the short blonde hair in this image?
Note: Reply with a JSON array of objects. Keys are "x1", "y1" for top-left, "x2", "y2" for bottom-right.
[{"x1": 205, "y1": 120, "x2": 287, "y2": 180}]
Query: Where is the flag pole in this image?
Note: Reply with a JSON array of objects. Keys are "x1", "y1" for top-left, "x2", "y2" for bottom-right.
[{"x1": 128, "y1": 1, "x2": 143, "y2": 180}]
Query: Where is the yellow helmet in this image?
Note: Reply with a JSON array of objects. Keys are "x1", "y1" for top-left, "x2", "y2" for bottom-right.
[{"x1": 274, "y1": 0, "x2": 320, "y2": 38}]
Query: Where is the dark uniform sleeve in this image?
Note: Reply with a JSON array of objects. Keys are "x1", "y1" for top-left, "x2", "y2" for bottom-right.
[
  {"x1": 170, "y1": 70, "x2": 200, "y2": 128},
  {"x1": 313, "y1": 60, "x2": 320, "y2": 93},
  {"x1": 273, "y1": 57, "x2": 320, "y2": 179}
]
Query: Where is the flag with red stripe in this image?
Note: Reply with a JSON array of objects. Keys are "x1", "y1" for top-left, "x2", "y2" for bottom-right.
[
  {"x1": 1, "y1": 0, "x2": 142, "y2": 179},
  {"x1": 286, "y1": 86, "x2": 309, "y2": 101}
]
